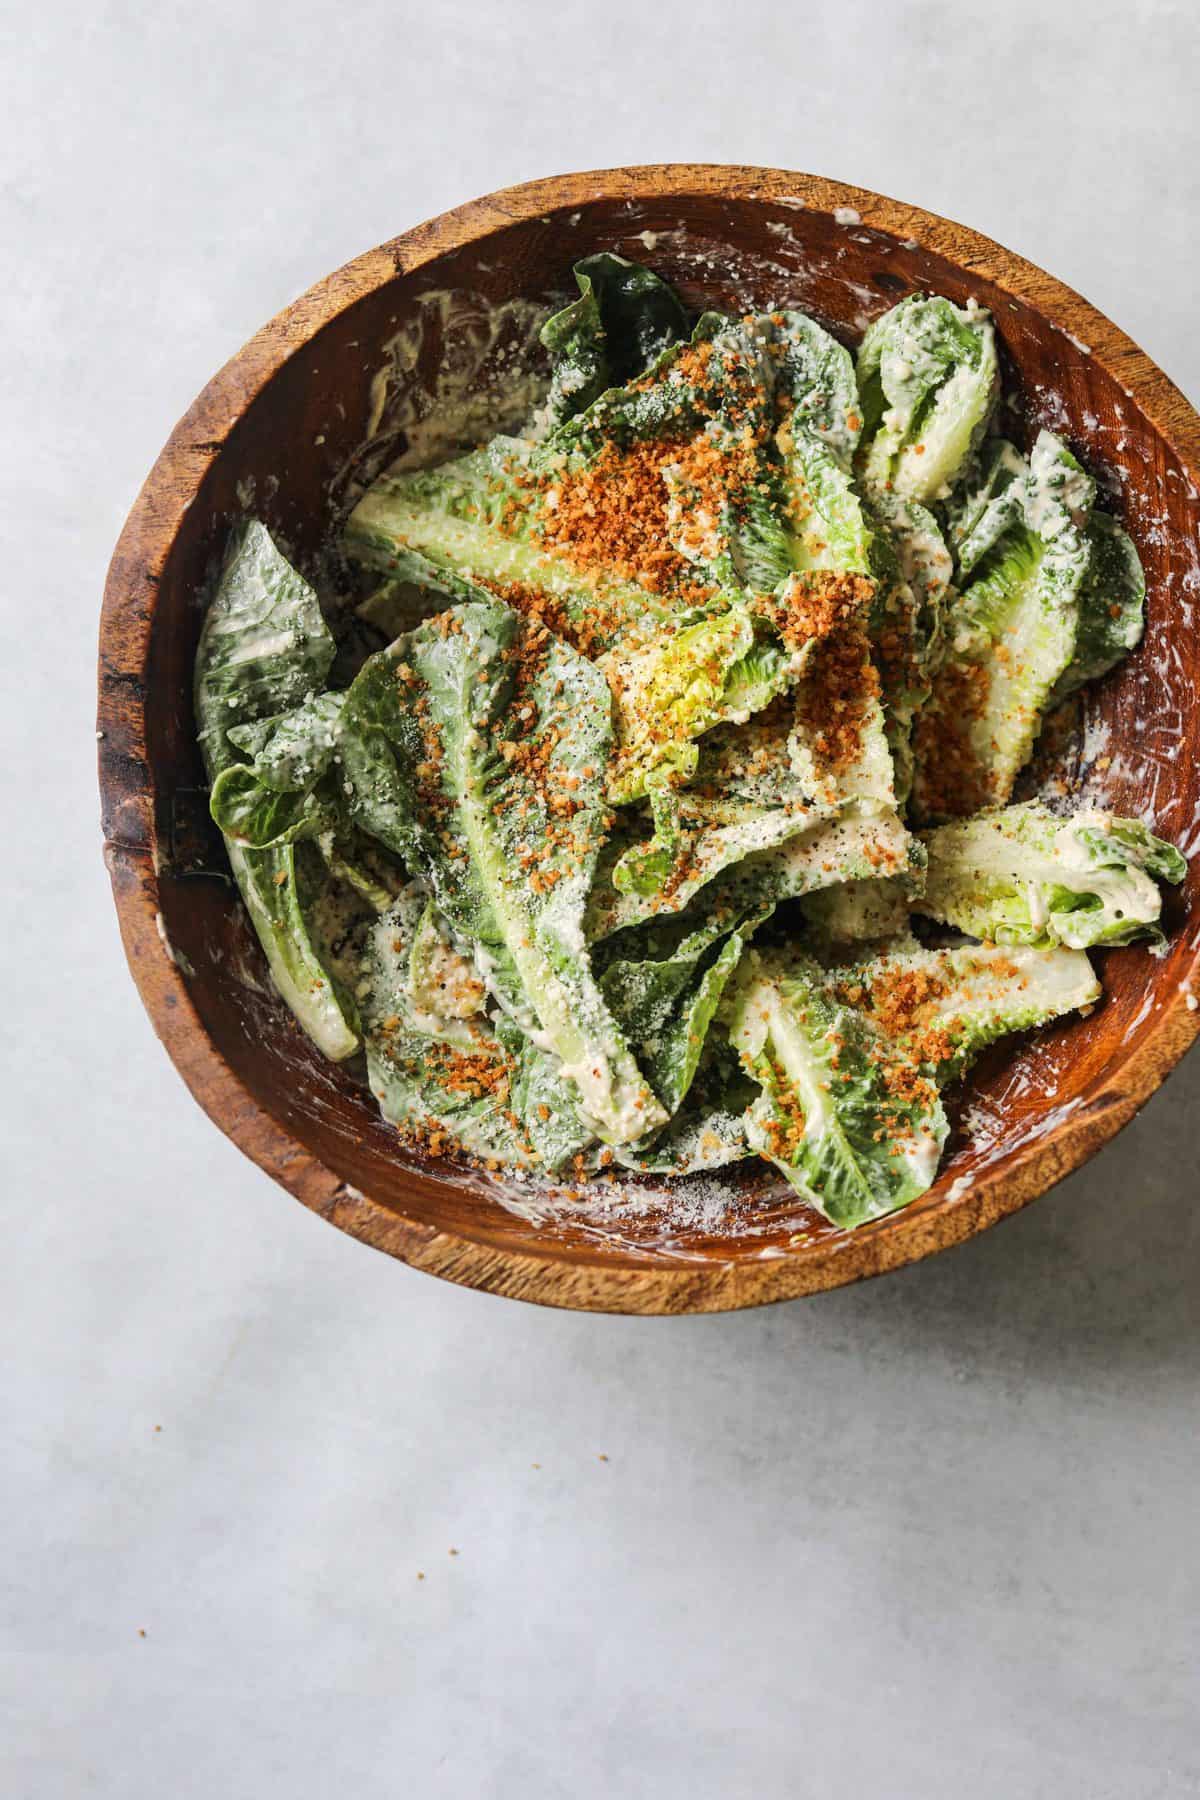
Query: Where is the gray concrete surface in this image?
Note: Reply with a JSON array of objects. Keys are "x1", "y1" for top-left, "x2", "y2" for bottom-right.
[{"x1": 4, "y1": 2, "x2": 1199, "y2": 1794}]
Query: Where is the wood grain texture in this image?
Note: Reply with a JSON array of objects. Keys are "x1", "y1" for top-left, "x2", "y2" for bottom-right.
[{"x1": 98, "y1": 164, "x2": 1200, "y2": 1314}]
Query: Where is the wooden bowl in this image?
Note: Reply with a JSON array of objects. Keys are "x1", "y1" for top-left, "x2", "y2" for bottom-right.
[{"x1": 98, "y1": 165, "x2": 1200, "y2": 1314}]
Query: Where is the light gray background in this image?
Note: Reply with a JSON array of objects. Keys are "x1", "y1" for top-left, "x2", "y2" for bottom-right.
[{"x1": 5, "y1": 3, "x2": 1199, "y2": 1795}]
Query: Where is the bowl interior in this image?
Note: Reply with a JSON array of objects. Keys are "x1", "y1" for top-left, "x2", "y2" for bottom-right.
[{"x1": 105, "y1": 177, "x2": 1200, "y2": 1291}]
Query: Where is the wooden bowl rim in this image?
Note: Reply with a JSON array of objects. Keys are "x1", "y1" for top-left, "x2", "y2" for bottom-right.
[{"x1": 98, "y1": 163, "x2": 1200, "y2": 1315}]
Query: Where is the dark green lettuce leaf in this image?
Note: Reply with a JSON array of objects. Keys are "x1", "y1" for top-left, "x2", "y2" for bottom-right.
[
  {"x1": 725, "y1": 950, "x2": 948, "y2": 1228},
  {"x1": 613, "y1": 1036, "x2": 758, "y2": 1174},
  {"x1": 546, "y1": 310, "x2": 759, "y2": 459},
  {"x1": 210, "y1": 692, "x2": 345, "y2": 848},
  {"x1": 195, "y1": 521, "x2": 358, "y2": 1060},
  {"x1": 1049, "y1": 510, "x2": 1146, "y2": 705},
  {"x1": 337, "y1": 597, "x2": 666, "y2": 1145},
  {"x1": 361, "y1": 900, "x2": 536, "y2": 1166},
  {"x1": 943, "y1": 437, "x2": 1028, "y2": 577},
  {"x1": 195, "y1": 520, "x2": 337, "y2": 767},
  {"x1": 597, "y1": 900, "x2": 766, "y2": 1113},
  {"x1": 540, "y1": 253, "x2": 690, "y2": 427}
]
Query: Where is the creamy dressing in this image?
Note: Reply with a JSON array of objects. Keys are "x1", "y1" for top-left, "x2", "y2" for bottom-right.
[{"x1": 335, "y1": 289, "x2": 551, "y2": 506}]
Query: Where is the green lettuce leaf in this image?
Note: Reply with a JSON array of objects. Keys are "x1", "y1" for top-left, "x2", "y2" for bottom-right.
[
  {"x1": 597, "y1": 900, "x2": 766, "y2": 1113},
  {"x1": 1049, "y1": 510, "x2": 1146, "y2": 705},
  {"x1": 588, "y1": 808, "x2": 915, "y2": 940},
  {"x1": 194, "y1": 521, "x2": 359, "y2": 1060},
  {"x1": 361, "y1": 900, "x2": 537, "y2": 1166},
  {"x1": 911, "y1": 432, "x2": 1096, "y2": 819},
  {"x1": 831, "y1": 941, "x2": 1101, "y2": 1085},
  {"x1": 344, "y1": 436, "x2": 666, "y2": 656},
  {"x1": 195, "y1": 520, "x2": 338, "y2": 761},
  {"x1": 944, "y1": 437, "x2": 1028, "y2": 577},
  {"x1": 363, "y1": 888, "x2": 597, "y2": 1171},
  {"x1": 918, "y1": 802, "x2": 1186, "y2": 948},
  {"x1": 547, "y1": 311, "x2": 771, "y2": 460},
  {"x1": 601, "y1": 590, "x2": 892, "y2": 912},
  {"x1": 337, "y1": 597, "x2": 666, "y2": 1144},
  {"x1": 612, "y1": 1037, "x2": 759, "y2": 1174},
  {"x1": 799, "y1": 868, "x2": 920, "y2": 950},
  {"x1": 601, "y1": 597, "x2": 792, "y2": 803},
  {"x1": 558, "y1": 312, "x2": 794, "y2": 600},
  {"x1": 862, "y1": 490, "x2": 953, "y2": 803},
  {"x1": 856, "y1": 294, "x2": 998, "y2": 504},
  {"x1": 724, "y1": 950, "x2": 948, "y2": 1227},
  {"x1": 210, "y1": 692, "x2": 345, "y2": 848},
  {"x1": 497, "y1": 1020, "x2": 599, "y2": 1172},
  {"x1": 611, "y1": 777, "x2": 685, "y2": 896},
  {"x1": 771, "y1": 310, "x2": 873, "y2": 576},
  {"x1": 540, "y1": 253, "x2": 690, "y2": 427}
]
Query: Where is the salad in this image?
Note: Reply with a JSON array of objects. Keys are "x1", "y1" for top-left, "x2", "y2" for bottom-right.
[{"x1": 193, "y1": 256, "x2": 1186, "y2": 1228}]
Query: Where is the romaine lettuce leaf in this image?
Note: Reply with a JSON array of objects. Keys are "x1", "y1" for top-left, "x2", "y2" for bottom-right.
[
  {"x1": 315, "y1": 831, "x2": 403, "y2": 915},
  {"x1": 366, "y1": 1025, "x2": 534, "y2": 1167},
  {"x1": 337, "y1": 597, "x2": 666, "y2": 1144},
  {"x1": 539, "y1": 253, "x2": 690, "y2": 428},
  {"x1": 556, "y1": 312, "x2": 796, "y2": 603},
  {"x1": 624, "y1": 588, "x2": 891, "y2": 859},
  {"x1": 405, "y1": 892, "x2": 490, "y2": 1042},
  {"x1": 362, "y1": 883, "x2": 600, "y2": 1171},
  {"x1": 601, "y1": 597, "x2": 792, "y2": 803},
  {"x1": 611, "y1": 777, "x2": 685, "y2": 896},
  {"x1": 344, "y1": 436, "x2": 666, "y2": 656},
  {"x1": 603, "y1": 679, "x2": 844, "y2": 906},
  {"x1": 944, "y1": 437, "x2": 1028, "y2": 577},
  {"x1": 195, "y1": 521, "x2": 359, "y2": 1060},
  {"x1": 361, "y1": 901, "x2": 537, "y2": 1166},
  {"x1": 588, "y1": 807, "x2": 915, "y2": 940},
  {"x1": 856, "y1": 294, "x2": 998, "y2": 504},
  {"x1": 497, "y1": 1020, "x2": 599, "y2": 1171},
  {"x1": 612, "y1": 1037, "x2": 758, "y2": 1174},
  {"x1": 911, "y1": 432, "x2": 1096, "y2": 819},
  {"x1": 1049, "y1": 510, "x2": 1146, "y2": 705},
  {"x1": 547, "y1": 311, "x2": 774, "y2": 460},
  {"x1": 799, "y1": 872, "x2": 917, "y2": 949},
  {"x1": 771, "y1": 309, "x2": 864, "y2": 468},
  {"x1": 209, "y1": 692, "x2": 345, "y2": 848},
  {"x1": 195, "y1": 520, "x2": 338, "y2": 757},
  {"x1": 918, "y1": 802, "x2": 1186, "y2": 948},
  {"x1": 221, "y1": 841, "x2": 362, "y2": 1061},
  {"x1": 724, "y1": 950, "x2": 948, "y2": 1227},
  {"x1": 770, "y1": 310, "x2": 873, "y2": 576},
  {"x1": 785, "y1": 620, "x2": 896, "y2": 814},
  {"x1": 597, "y1": 900, "x2": 766, "y2": 1113},
  {"x1": 831, "y1": 940, "x2": 1100, "y2": 1085},
  {"x1": 361, "y1": 885, "x2": 483, "y2": 1045},
  {"x1": 591, "y1": 798, "x2": 825, "y2": 938},
  {"x1": 862, "y1": 490, "x2": 953, "y2": 803}
]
